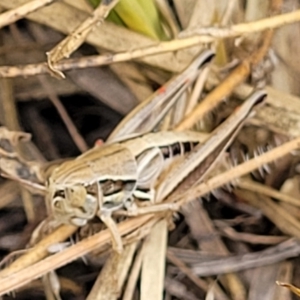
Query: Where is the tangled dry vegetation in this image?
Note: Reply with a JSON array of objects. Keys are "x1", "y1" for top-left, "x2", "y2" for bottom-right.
[{"x1": 2, "y1": 0, "x2": 300, "y2": 299}]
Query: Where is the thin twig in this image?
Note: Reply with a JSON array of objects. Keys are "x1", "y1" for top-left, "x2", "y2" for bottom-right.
[
  {"x1": 38, "y1": 76, "x2": 88, "y2": 153},
  {"x1": 237, "y1": 179, "x2": 300, "y2": 207},
  {"x1": 0, "y1": 215, "x2": 154, "y2": 295},
  {"x1": 216, "y1": 222, "x2": 288, "y2": 244},
  {"x1": 47, "y1": 0, "x2": 119, "y2": 78},
  {"x1": 180, "y1": 9, "x2": 300, "y2": 38},
  {"x1": 0, "y1": 9, "x2": 300, "y2": 78},
  {"x1": 123, "y1": 242, "x2": 145, "y2": 300},
  {"x1": 166, "y1": 250, "x2": 209, "y2": 291},
  {"x1": 0, "y1": 0, "x2": 56, "y2": 29},
  {"x1": 191, "y1": 239, "x2": 300, "y2": 276}
]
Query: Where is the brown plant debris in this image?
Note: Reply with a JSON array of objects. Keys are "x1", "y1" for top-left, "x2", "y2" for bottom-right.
[{"x1": 2, "y1": 1, "x2": 300, "y2": 300}]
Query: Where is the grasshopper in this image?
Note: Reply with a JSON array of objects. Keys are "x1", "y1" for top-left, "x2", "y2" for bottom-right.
[
  {"x1": 47, "y1": 131, "x2": 207, "y2": 251},
  {"x1": 45, "y1": 50, "x2": 216, "y2": 252},
  {"x1": 43, "y1": 48, "x2": 266, "y2": 252},
  {"x1": 47, "y1": 90, "x2": 266, "y2": 253}
]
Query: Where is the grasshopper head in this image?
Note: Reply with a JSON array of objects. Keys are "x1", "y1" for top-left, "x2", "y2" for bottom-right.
[{"x1": 49, "y1": 181, "x2": 98, "y2": 226}]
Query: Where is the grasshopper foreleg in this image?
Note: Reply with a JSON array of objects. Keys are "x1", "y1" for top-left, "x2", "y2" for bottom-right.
[{"x1": 98, "y1": 211, "x2": 123, "y2": 254}]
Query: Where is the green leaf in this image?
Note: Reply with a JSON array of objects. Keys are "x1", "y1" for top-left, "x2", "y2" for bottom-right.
[{"x1": 86, "y1": 0, "x2": 167, "y2": 40}]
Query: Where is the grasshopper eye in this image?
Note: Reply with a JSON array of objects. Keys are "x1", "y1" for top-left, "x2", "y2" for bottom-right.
[{"x1": 53, "y1": 199, "x2": 62, "y2": 209}]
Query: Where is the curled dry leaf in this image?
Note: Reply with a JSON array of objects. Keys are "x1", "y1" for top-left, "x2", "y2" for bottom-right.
[
  {"x1": 0, "y1": 126, "x2": 31, "y2": 156},
  {"x1": 0, "y1": 127, "x2": 45, "y2": 192}
]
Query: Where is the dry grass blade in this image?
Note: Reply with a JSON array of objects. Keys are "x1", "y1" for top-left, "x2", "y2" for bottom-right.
[
  {"x1": 247, "y1": 264, "x2": 283, "y2": 300},
  {"x1": 191, "y1": 239, "x2": 300, "y2": 276},
  {"x1": 86, "y1": 242, "x2": 137, "y2": 300},
  {"x1": 237, "y1": 179, "x2": 300, "y2": 207},
  {"x1": 182, "y1": 202, "x2": 246, "y2": 300},
  {"x1": 140, "y1": 220, "x2": 167, "y2": 300},
  {"x1": 251, "y1": 104, "x2": 300, "y2": 137},
  {"x1": 0, "y1": 224, "x2": 77, "y2": 279},
  {"x1": 273, "y1": 262, "x2": 293, "y2": 300},
  {"x1": 0, "y1": 215, "x2": 154, "y2": 295},
  {"x1": 0, "y1": 0, "x2": 56, "y2": 28},
  {"x1": 176, "y1": 27, "x2": 273, "y2": 130},
  {"x1": 122, "y1": 242, "x2": 145, "y2": 300},
  {"x1": 46, "y1": 0, "x2": 119, "y2": 78},
  {"x1": 175, "y1": 61, "x2": 250, "y2": 130},
  {"x1": 237, "y1": 191, "x2": 300, "y2": 238},
  {"x1": 211, "y1": 80, "x2": 300, "y2": 115}
]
